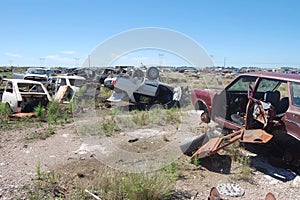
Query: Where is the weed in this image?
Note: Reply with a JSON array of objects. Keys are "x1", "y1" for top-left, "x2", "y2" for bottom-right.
[
  {"x1": 239, "y1": 156, "x2": 252, "y2": 181},
  {"x1": 224, "y1": 141, "x2": 243, "y2": 162},
  {"x1": 100, "y1": 116, "x2": 121, "y2": 136},
  {"x1": 0, "y1": 102, "x2": 11, "y2": 123},
  {"x1": 46, "y1": 101, "x2": 61, "y2": 124},
  {"x1": 67, "y1": 100, "x2": 74, "y2": 114},
  {"x1": 27, "y1": 160, "x2": 176, "y2": 200},
  {"x1": 123, "y1": 171, "x2": 173, "y2": 200},
  {"x1": 29, "y1": 170, "x2": 65, "y2": 199},
  {"x1": 36, "y1": 161, "x2": 42, "y2": 180},
  {"x1": 34, "y1": 104, "x2": 46, "y2": 120},
  {"x1": 132, "y1": 111, "x2": 149, "y2": 127},
  {"x1": 166, "y1": 161, "x2": 181, "y2": 180},
  {"x1": 193, "y1": 155, "x2": 200, "y2": 167}
]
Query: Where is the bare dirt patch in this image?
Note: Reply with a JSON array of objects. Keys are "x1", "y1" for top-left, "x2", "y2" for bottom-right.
[{"x1": 1, "y1": 112, "x2": 299, "y2": 199}]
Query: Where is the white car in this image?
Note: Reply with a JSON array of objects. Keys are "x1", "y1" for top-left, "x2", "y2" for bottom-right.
[
  {"x1": 104, "y1": 67, "x2": 182, "y2": 109},
  {"x1": 1, "y1": 79, "x2": 51, "y2": 113},
  {"x1": 48, "y1": 75, "x2": 86, "y2": 103}
]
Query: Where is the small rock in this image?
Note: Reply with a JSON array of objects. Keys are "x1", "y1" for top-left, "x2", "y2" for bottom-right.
[
  {"x1": 128, "y1": 138, "x2": 139, "y2": 143},
  {"x1": 119, "y1": 132, "x2": 125, "y2": 136},
  {"x1": 77, "y1": 173, "x2": 85, "y2": 178},
  {"x1": 79, "y1": 157, "x2": 85, "y2": 160}
]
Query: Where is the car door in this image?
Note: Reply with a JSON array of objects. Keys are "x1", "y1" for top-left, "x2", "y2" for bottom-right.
[
  {"x1": 284, "y1": 81, "x2": 300, "y2": 141},
  {"x1": 212, "y1": 75, "x2": 257, "y2": 130}
]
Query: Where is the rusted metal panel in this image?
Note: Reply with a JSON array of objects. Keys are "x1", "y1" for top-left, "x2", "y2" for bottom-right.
[
  {"x1": 54, "y1": 85, "x2": 69, "y2": 102},
  {"x1": 9, "y1": 112, "x2": 35, "y2": 118},
  {"x1": 192, "y1": 130, "x2": 243, "y2": 159},
  {"x1": 191, "y1": 128, "x2": 273, "y2": 160},
  {"x1": 241, "y1": 129, "x2": 273, "y2": 143},
  {"x1": 192, "y1": 137, "x2": 220, "y2": 159}
]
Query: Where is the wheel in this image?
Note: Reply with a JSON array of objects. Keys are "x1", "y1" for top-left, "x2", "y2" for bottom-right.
[
  {"x1": 201, "y1": 111, "x2": 210, "y2": 123},
  {"x1": 146, "y1": 67, "x2": 159, "y2": 80},
  {"x1": 132, "y1": 69, "x2": 144, "y2": 78}
]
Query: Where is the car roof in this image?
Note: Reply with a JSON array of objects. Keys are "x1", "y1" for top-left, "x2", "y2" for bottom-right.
[
  {"x1": 3, "y1": 78, "x2": 45, "y2": 84},
  {"x1": 51, "y1": 75, "x2": 86, "y2": 80},
  {"x1": 241, "y1": 72, "x2": 300, "y2": 83}
]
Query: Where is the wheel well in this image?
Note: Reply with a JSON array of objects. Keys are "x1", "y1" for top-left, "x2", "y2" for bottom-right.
[{"x1": 195, "y1": 101, "x2": 208, "y2": 112}]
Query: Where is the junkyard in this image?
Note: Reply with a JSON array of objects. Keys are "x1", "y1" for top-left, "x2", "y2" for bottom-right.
[{"x1": 0, "y1": 66, "x2": 299, "y2": 199}]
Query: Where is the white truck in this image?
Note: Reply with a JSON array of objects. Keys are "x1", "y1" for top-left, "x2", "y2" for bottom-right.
[{"x1": 1, "y1": 79, "x2": 51, "y2": 113}]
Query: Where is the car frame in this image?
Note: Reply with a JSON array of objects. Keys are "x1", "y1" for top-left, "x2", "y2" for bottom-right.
[
  {"x1": 1, "y1": 79, "x2": 51, "y2": 113},
  {"x1": 191, "y1": 72, "x2": 300, "y2": 165},
  {"x1": 104, "y1": 67, "x2": 182, "y2": 109}
]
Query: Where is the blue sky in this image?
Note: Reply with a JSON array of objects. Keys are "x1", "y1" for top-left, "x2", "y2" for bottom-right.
[{"x1": 0, "y1": 0, "x2": 300, "y2": 68}]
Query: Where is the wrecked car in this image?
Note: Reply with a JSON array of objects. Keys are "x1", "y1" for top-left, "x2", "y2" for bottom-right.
[
  {"x1": 104, "y1": 67, "x2": 182, "y2": 109},
  {"x1": 13, "y1": 68, "x2": 54, "y2": 82},
  {"x1": 95, "y1": 66, "x2": 134, "y2": 84},
  {"x1": 1, "y1": 79, "x2": 51, "y2": 113},
  {"x1": 47, "y1": 75, "x2": 86, "y2": 103},
  {"x1": 189, "y1": 72, "x2": 300, "y2": 166}
]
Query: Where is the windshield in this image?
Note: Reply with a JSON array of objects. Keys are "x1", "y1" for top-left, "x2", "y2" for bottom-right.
[{"x1": 27, "y1": 69, "x2": 53, "y2": 75}]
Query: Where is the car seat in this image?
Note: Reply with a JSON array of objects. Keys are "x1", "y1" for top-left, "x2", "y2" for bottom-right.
[
  {"x1": 275, "y1": 97, "x2": 289, "y2": 118},
  {"x1": 264, "y1": 91, "x2": 280, "y2": 109}
]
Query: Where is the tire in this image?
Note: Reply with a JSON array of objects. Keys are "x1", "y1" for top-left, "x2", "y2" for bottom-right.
[
  {"x1": 195, "y1": 101, "x2": 210, "y2": 123},
  {"x1": 201, "y1": 111, "x2": 210, "y2": 123},
  {"x1": 132, "y1": 69, "x2": 144, "y2": 78},
  {"x1": 180, "y1": 133, "x2": 209, "y2": 156},
  {"x1": 146, "y1": 67, "x2": 159, "y2": 80}
]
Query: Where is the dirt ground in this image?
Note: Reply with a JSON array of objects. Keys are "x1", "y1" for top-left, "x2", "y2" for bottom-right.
[{"x1": 1, "y1": 109, "x2": 299, "y2": 200}]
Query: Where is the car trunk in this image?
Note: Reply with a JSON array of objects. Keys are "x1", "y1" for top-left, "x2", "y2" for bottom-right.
[{"x1": 19, "y1": 94, "x2": 50, "y2": 112}]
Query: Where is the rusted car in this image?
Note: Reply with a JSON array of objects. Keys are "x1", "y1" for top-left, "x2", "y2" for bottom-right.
[
  {"x1": 190, "y1": 72, "x2": 300, "y2": 166},
  {"x1": 1, "y1": 79, "x2": 51, "y2": 113}
]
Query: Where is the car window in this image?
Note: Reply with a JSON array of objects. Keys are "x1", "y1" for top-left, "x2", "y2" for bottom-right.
[
  {"x1": 17, "y1": 83, "x2": 44, "y2": 93},
  {"x1": 227, "y1": 76, "x2": 256, "y2": 92},
  {"x1": 5, "y1": 82, "x2": 13, "y2": 93},
  {"x1": 291, "y1": 82, "x2": 300, "y2": 107},
  {"x1": 70, "y1": 79, "x2": 85, "y2": 87},
  {"x1": 60, "y1": 78, "x2": 67, "y2": 85},
  {"x1": 256, "y1": 78, "x2": 281, "y2": 92}
]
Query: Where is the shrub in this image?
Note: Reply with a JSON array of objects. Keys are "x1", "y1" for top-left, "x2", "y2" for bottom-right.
[
  {"x1": 34, "y1": 104, "x2": 45, "y2": 119},
  {"x1": 46, "y1": 101, "x2": 61, "y2": 124},
  {"x1": 100, "y1": 116, "x2": 121, "y2": 136},
  {"x1": 0, "y1": 102, "x2": 11, "y2": 119}
]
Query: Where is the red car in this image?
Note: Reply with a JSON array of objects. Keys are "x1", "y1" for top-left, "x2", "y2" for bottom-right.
[{"x1": 191, "y1": 72, "x2": 300, "y2": 165}]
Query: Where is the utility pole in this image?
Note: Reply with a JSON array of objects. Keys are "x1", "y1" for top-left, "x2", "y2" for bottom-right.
[
  {"x1": 158, "y1": 53, "x2": 164, "y2": 66},
  {"x1": 223, "y1": 57, "x2": 226, "y2": 68},
  {"x1": 40, "y1": 58, "x2": 45, "y2": 67}
]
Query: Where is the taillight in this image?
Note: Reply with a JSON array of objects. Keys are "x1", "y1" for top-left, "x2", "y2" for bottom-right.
[{"x1": 112, "y1": 79, "x2": 116, "y2": 85}]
